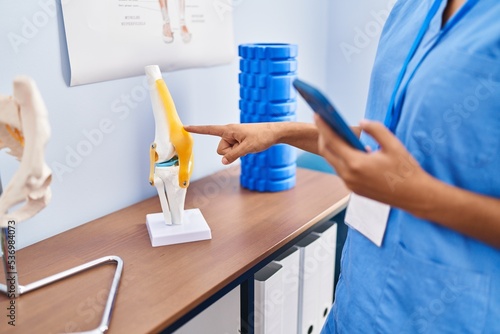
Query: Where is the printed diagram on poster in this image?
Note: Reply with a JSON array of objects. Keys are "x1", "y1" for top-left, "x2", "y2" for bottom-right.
[{"x1": 61, "y1": 0, "x2": 235, "y2": 86}]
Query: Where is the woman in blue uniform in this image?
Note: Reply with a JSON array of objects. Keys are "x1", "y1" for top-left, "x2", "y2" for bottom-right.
[{"x1": 185, "y1": 0, "x2": 500, "y2": 332}]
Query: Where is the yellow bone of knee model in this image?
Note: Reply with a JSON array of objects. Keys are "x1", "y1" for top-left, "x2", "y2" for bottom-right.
[{"x1": 155, "y1": 79, "x2": 193, "y2": 188}]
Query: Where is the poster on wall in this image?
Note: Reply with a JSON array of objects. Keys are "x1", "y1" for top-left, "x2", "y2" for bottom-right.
[{"x1": 61, "y1": 0, "x2": 235, "y2": 86}]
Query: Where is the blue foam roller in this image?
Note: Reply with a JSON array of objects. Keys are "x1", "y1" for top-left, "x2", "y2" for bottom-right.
[
  {"x1": 240, "y1": 174, "x2": 249, "y2": 188},
  {"x1": 241, "y1": 174, "x2": 296, "y2": 192},
  {"x1": 259, "y1": 114, "x2": 297, "y2": 123},
  {"x1": 247, "y1": 165, "x2": 294, "y2": 180},
  {"x1": 265, "y1": 176, "x2": 296, "y2": 191},
  {"x1": 239, "y1": 73, "x2": 252, "y2": 87},
  {"x1": 264, "y1": 59, "x2": 298, "y2": 74},
  {"x1": 256, "y1": 179, "x2": 267, "y2": 191},
  {"x1": 239, "y1": 42, "x2": 297, "y2": 193},
  {"x1": 256, "y1": 44, "x2": 298, "y2": 60},
  {"x1": 239, "y1": 43, "x2": 298, "y2": 60},
  {"x1": 257, "y1": 74, "x2": 267, "y2": 88},
  {"x1": 240, "y1": 58, "x2": 250, "y2": 73},
  {"x1": 250, "y1": 60, "x2": 260, "y2": 74},
  {"x1": 245, "y1": 59, "x2": 298, "y2": 75},
  {"x1": 239, "y1": 99, "x2": 246, "y2": 112},
  {"x1": 242, "y1": 73, "x2": 296, "y2": 90},
  {"x1": 240, "y1": 112, "x2": 248, "y2": 123},
  {"x1": 244, "y1": 145, "x2": 295, "y2": 168},
  {"x1": 267, "y1": 75, "x2": 297, "y2": 102},
  {"x1": 261, "y1": 164, "x2": 296, "y2": 180},
  {"x1": 241, "y1": 76, "x2": 296, "y2": 101},
  {"x1": 251, "y1": 88, "x2": 263, "y2": 101},
  {"x1": 246, "y1": 74, "x2": 255, "y2": 87},
  {"x1": 249, "y1": 59, "x2": 298, "y2": 75},
  {"x1": 238, "y1": 45, "x2": 256, "y2": 59},
  {"x1": 263, "y1": 44, "x2": 298, "y2": 60},
  {"x1": 240, "y1": 101, "x2": 257, "y2": 114},
  {"x1": 255, "y1": 152, "x2": 266, "y2": 167},
  {"x1": 253, "y1": 101, "x2": 296, "y2": 116},
  {"x1": 239, "y1": 87, "x2": 251, "y2": 100},
  {"x1": 267, "y1": 101, "x2": 297, "y2": 116},
  {"x1": 241, "y1": 114, "x2": 293, "y2": 123},
  {"x1": 267, "y1": 144, "x2": 296, "y2": 167},
  {"x1": 241, "y1": 163, "x2": 250, "y2": 176},
  {"x1": 244, "y1": 176, "x2": 256, "y2": 190},
  {"x1": 256, "y1": 176, "x2": 296, "y2": 192},
  {"x1": 247, "y1": 154, "x2": 256, "y2": 165}
]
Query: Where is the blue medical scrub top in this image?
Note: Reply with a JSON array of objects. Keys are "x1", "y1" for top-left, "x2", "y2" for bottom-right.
[{"x1": 322, "y1": 0, "x2": 500, "y2": 333}]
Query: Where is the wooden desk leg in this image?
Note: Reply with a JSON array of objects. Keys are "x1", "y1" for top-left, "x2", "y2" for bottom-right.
[{"x1": 240, "y1": 276, "x2": 254, "y2": 334}]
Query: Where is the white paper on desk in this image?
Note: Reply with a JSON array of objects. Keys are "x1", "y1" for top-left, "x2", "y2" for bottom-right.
[
  {"x1": 61, "y1": 0, "x2": 235, "y2": 86},
  {"x1": 345, "y1": 193, "x2": 390, "y2": 247}
]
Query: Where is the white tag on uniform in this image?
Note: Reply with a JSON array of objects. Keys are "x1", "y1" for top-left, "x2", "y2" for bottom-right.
[{"x1": 345, "y1": 193, "x2": 391, "y2": 247}]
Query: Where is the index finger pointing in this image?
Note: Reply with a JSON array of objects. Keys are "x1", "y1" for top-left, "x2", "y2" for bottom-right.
[{"x1": 184, "y1": 125, "x2": 226, "y2": 137}]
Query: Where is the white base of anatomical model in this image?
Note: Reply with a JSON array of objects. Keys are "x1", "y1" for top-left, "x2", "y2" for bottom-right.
[{"x1": 146, "y1": 208, "x2": 211, "y2": 247}]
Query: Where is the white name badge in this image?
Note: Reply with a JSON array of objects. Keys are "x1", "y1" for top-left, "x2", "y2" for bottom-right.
[{"x1": 345, "y1": 193, "x2": 391, "y2": 247}]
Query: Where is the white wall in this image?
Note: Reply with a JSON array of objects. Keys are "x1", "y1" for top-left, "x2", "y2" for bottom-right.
[
  {"x1": 325, "y1": 0, "x2": 396, "y2": 124},
  {"x1": 0, "y1": 0, "x2": 330, "y2": 248}
]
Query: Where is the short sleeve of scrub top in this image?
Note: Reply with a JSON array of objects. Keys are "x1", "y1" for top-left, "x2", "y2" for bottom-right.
[{"x1": 322, "y1": 0, "x2": 500, "y2": 333}]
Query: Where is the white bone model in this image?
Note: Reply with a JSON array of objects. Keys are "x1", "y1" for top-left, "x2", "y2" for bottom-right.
[
  {"x1": 145, "y1": 65, "x2": 193, "y2": 225},
  {"x1": 0, "y1": 76, "x2": 52, "y2": 227}
]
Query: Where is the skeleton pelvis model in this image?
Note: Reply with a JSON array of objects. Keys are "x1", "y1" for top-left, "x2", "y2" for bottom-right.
[
  {"x1": 0, "y1": 77, "x2": 123, "y2": 334},
  {"x1": 145, "y1": 65, "x2": 194, "y2": 225},
  {"x1": 0, "y1": 76, "x2": 52, "y2": 227}
]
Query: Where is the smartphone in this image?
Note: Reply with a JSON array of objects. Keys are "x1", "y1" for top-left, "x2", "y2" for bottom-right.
[{"x1": 293, "y1": 79, "x2": 367, "y2": 152}]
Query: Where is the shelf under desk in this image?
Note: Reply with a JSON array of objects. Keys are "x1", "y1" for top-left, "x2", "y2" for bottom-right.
[{"x1": 0, "y1": 166, "x2": 349, "y2": 334}]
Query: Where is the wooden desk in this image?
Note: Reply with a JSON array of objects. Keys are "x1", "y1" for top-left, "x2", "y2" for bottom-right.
[{"x1": 0, "y1": 167, "x2": 349, "y2": 334}]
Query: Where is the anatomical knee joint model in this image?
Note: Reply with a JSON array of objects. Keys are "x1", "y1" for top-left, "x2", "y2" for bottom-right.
[{"x1": 146, "y1": 65, "x2": 193, "y2": 225}]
